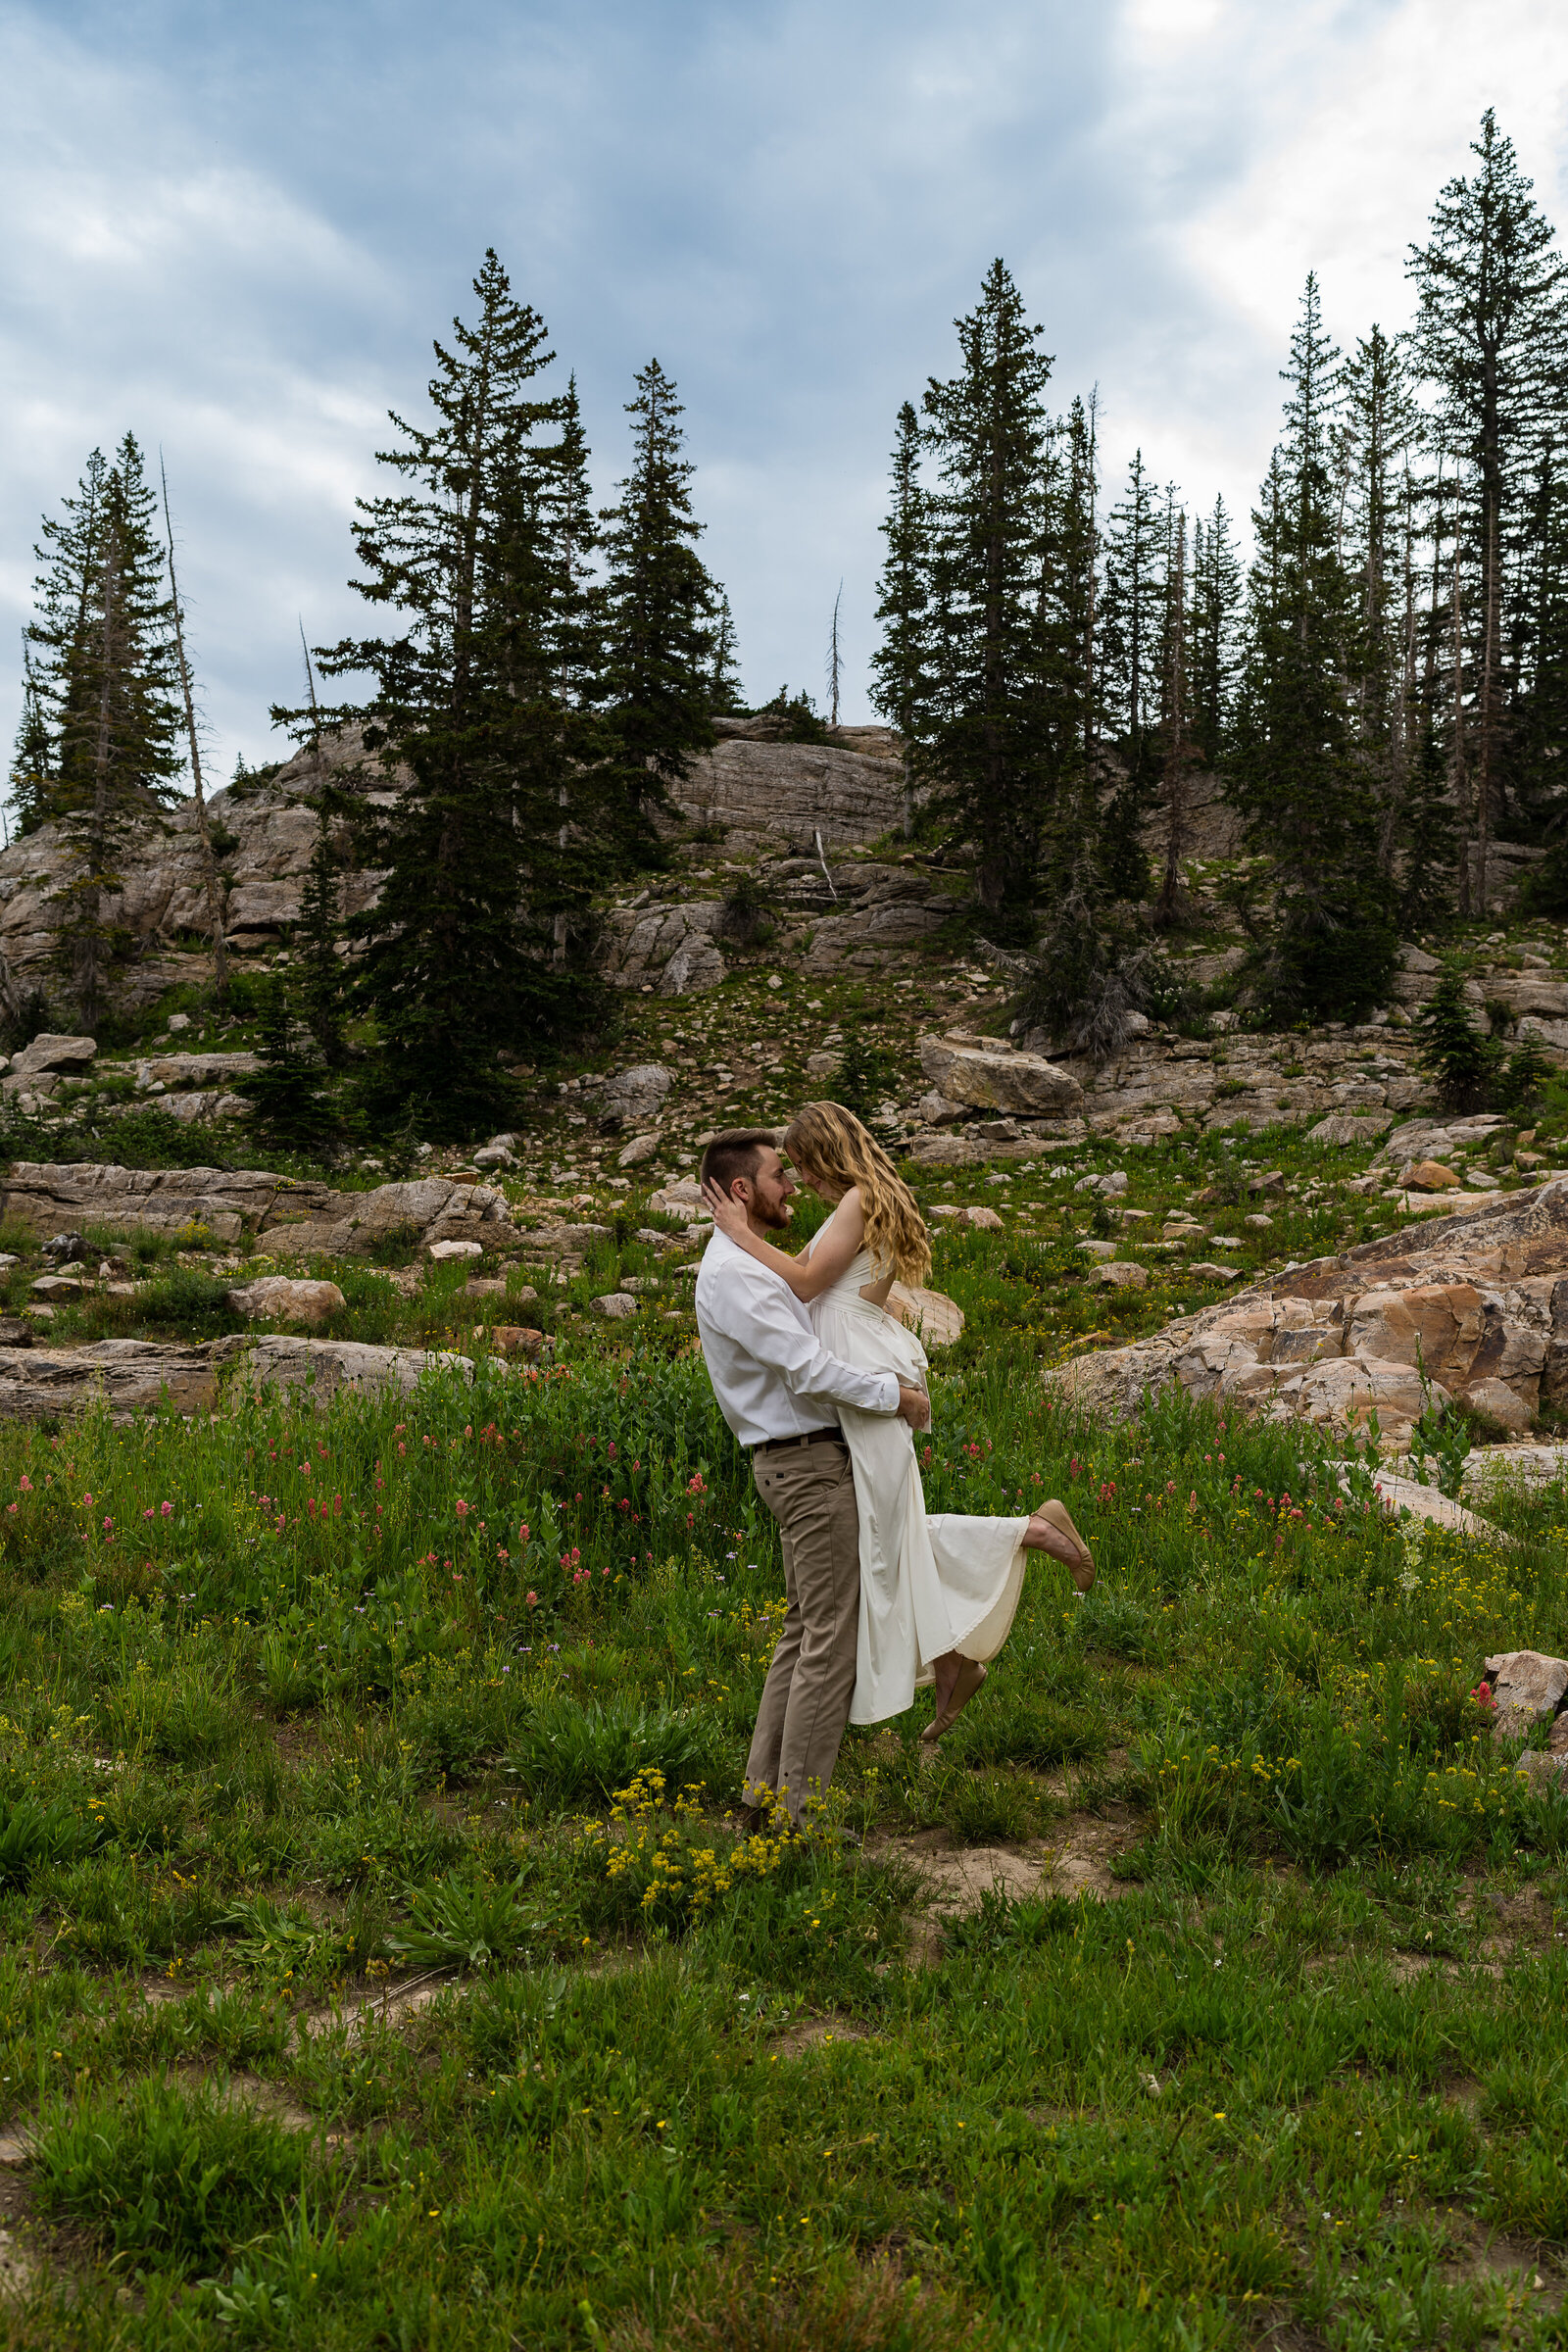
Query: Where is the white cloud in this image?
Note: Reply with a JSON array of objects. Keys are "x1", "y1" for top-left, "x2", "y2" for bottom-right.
[{"x1": 4, "y1": 0, "x2": 1568, "y2": 767}]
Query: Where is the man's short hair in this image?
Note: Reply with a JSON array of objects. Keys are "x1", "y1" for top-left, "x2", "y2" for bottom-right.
[{"x1": 700, "y1": 1129, "x2": 777, "y2": 1197}]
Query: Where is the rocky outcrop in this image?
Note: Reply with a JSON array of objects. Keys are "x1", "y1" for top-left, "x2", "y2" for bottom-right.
[
  {"x1": 0, "y1": 1333, "x2": 502, "y2": 1421},
  {"x1": 228, "y1": 1277, "x2": 346, "y2": 1328},
  {"x1": 1051, "y1": 1178, "x2": 1568, "y2": 1443},
  {"x1": 663, "y1": 723, "x2": 906, "y2": 853},
  {"x1": 1049, "y1": 1028, "x2": 1426, "y2": 1143},
  {"x1": 1480, "y1": 1649, "x2": 1568, "y2": 1791},
  {"x1": 598, "y1": 855, "x2": 961, "y2": 996},
  {"x1": 0, "y1": 1164, "x2": 519, "y2": 1256},
  {"x1": 0, "y1": 727, "x2": 392, "y2": 1007},
  {"x1": 919, "y1": 1036, "x2": 1083, "y2": 1116}
]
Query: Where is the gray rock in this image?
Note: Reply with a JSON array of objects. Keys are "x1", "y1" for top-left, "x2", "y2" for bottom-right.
[
  {"x1": 133, "y1": 1052, "x2": 259, "y2": 1093},
  {"x1": 227, "y1": 1276, "x2": 346, "y2": 1329},
  {"x1": 591, "y1": 1292, "x2": 638, "y2": 1320},
  {"x1": 919, "y1": 1036, "x2": 1083, "y2": 1116},
  {"x1": 0, "y1": 1162, "x2": 520, "y2": 1259},
  {"x1": 1483, "y1": 1649, "x2": 1568, "y2": 1740},
  {"x1": 596, "y1": 1063, "x2": 673, "y2": 1126},
  {"x1": 617, "y1": 1131, "x2": 662, "y2": 1168},
  {"x1": 214, "y1": 1334, "x2": 495, "y2": 1405},
  {"x1": 1090, "y1": 1261, "x2": 1148, "y2": 1291},
  {"x1": 2, "y1": 1033, "x2": 96, "y2": 1093},
  {"x1": 1308, "y1": 1113, "x2": 1394, "y2": 1146},
  {"x1": 661, "y1": 938, "x2": 727, "y2": 996}
]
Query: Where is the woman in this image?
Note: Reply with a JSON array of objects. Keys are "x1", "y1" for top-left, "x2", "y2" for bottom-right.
[{"x1": 703, "y1": 1101, "x2": 1095, "y2": 1740}]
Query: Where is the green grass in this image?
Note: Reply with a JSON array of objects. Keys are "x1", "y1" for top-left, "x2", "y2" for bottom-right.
[
  {"x1": 0, "y1": 1317, "x2": 1564, "y2": 2344},
  {"x1": 5, "y1": 894, "x2": 1568, "y2": 2338}
]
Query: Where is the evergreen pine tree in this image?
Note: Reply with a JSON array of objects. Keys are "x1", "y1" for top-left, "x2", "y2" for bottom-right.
[
  {"x1": 298, "y1": 808, "x2": 346, "y2": 1066},
  {"x1": 1409, "y1": 111, "x2": 1568, "y2": 903},
  {"x1": 597, "y1": 360, "x2": 717, "y2": 861},
  {"x1": 919, "y1": 259, "x2": 1062, "y2": 918},
  {"x1": 708, "y1": 593, "x2": 745, "y2": 712},
  {"x1": 869, "y1": 401, "x2": 934, "y2": 840},
  {"x1": 238, "y1": 976, "x2": 335, "y2": 1152},
  {"x1": 302, "y1": 249, "x2": 602, "y2": 1134},
  {"x1": 8, "y1": 646, "x2": 53, "y2": 838},
  {"x1": 1101, "y1": 451, "x2": 1164, "y2": 771},
  {"x1": 1413, "y1": 961, "x2": 1502, "y2": 1110},
  {"x1": 1188, "y1": 495, "x2": 1242, "y2": 768},
  {"x1": 1098, "y1": 449, "x2": 1165, "y2": 899},
  {"x1": 1154, "y1": 497, "x2": 1198, "y2": 923},
  {"x1": 1513, "y1": 436, "x2": 1568, "y2": 855},
  {"x1": 541, "y1": 373, "x2": 602, "y2": 710},
  {"x1": 28, "y1": 435, "x2": 182, "y2": 1024},
  {"x1": 1230, "y1": 277, "x2": 1396, "y2": 1019}
]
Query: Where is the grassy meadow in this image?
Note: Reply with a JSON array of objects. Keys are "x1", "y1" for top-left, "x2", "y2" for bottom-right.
[{"x1": 0, "y1": 1171, "x2": 1567, "y2": 2348}]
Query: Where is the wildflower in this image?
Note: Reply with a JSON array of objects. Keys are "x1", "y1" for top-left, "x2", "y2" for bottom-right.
[
  {"x1": 526, "y1": 1591, "x2": 538, "y2": 1606},
  {"x1": 161, "y1": 1501, "x2": 172, "y2": 1518}
]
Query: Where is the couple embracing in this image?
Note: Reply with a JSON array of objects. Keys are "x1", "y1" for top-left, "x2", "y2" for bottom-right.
[{"x1": 694, "y1": 1104, "x2": 1096, "y2": 1828}]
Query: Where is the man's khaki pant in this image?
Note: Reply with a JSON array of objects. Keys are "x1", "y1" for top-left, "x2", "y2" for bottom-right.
[{"x1": 744, "y1": 1438, "x2": 859, "y2": 1822}]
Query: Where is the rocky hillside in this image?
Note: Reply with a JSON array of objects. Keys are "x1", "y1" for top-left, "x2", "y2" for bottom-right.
[
  {"x1": 7, "y1": 710, "x2": 1568, "y2": 1502},
  {"x1": 0, "y1": 718, "x2": 908, "y2": 1015}
]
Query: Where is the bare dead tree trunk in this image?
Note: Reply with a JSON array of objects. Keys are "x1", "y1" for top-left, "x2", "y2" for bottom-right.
[
  {"x1": 162, "y1": 460, "x2": 227, "y2": 999},
  {"x1": 826, "y1": 582, "x2": 843, "y2": 730}
]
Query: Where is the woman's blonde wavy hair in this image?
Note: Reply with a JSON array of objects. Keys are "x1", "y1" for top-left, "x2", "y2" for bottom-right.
[{"x1": 782, "y1": 1101, "x2": 932, "y2": 1290}]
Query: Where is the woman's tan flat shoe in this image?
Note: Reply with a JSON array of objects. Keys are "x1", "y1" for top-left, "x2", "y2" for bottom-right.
[
  {"x1": 920, "y1": 1658, "x2": 987, "y2": 1742},
  {"x1": 1038, "y1": 1499, "x2": 1096, "y2": 1592}
]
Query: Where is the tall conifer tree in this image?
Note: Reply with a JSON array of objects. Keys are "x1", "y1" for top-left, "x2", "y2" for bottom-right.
[
  {"x1": 869, "y1": 401, "x2": 934, "y2": 839},
  {"x1": 1231, "y1": 277, "x2": 1395, "y2": 1017},
  {"x1": 597, "y1": 360, "x2": 717, "y2": 861},
  {"x1": 8, "y1": 647, "x2": 53, "y2": 839},
  {"x1": 1188, "y1": 495, "x2": 1242, "y2": 767},
  {"x1": 27, "y1": 436, "x2": 182, "y2": 1022},
  {"x1": 306, "y1": 250, "x2": 601, "y2": 1132},
  {"x1": 919, "y1": 259, "x2": 1060, "y2": 918},
  {"x1": 1409, "y1": 111, "x2": 1568, "y2": 904}
]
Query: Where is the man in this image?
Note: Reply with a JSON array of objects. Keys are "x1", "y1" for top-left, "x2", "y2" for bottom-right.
[{"x1": 694, "y1": 1128, "x2": 931, "y2": 1826}]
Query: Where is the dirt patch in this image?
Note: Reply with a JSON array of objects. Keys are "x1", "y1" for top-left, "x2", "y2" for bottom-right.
[
  {"x1": 888, "y1": 1806, "x2": 1141, "y2": 1921},
  {"x1": 769, "y1": 2016, "x2": 869, "y2": 2059},
  {"x1": 1041, "y1": 1807, "x2": 1141, "y2": 1899},
  {"x1": 1442, "y1": 2225, "x2": 1562, "y2": 2312},
  {"x1": 0, "y1": 2223, "x2": 40, "y2": 2303},
  {"x1": 298, "y1": 1970, "x2": 468, "y2": 2046},
  {"x1": 216, "y1": 2072, "x2": 326, "y2": 2138}
]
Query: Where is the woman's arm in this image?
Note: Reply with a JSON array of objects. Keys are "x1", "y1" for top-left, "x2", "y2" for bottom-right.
[{"x1": 701, "y1": 1182, "x2": 867, "y2": 1303}]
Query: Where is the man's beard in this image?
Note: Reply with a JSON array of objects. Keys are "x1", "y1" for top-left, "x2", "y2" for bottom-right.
[{"x1": 752, "y1": 1196, "x2": 792, "y2": 1232}]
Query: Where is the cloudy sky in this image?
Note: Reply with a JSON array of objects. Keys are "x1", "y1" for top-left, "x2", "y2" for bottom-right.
[{"x1": 3, "y1": 0, "x2": 1567, "y2": 791}]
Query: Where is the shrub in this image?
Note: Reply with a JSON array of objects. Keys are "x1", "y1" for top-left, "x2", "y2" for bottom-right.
[{"x1": 1413, "y1": 963, "x2": 1503, "y2": 1111}]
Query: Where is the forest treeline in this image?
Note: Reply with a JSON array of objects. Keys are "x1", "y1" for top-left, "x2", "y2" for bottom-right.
[
  {"x1": 872, "y1": 112, "x2": 1568, "y2": 1045},
  {"x1": 8, "y1": 113, "x2": 1568, "y2": 1131}
]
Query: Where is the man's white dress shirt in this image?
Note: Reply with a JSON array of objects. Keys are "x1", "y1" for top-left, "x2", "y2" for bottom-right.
[{"x1": 695, "y1": 1227, "x2": 899, "y2": 1447}]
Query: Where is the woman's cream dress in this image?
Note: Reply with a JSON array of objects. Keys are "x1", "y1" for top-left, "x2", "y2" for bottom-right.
[{"x1": 806, "y1": 1211, "x2": 1029, "y2": 1726}]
